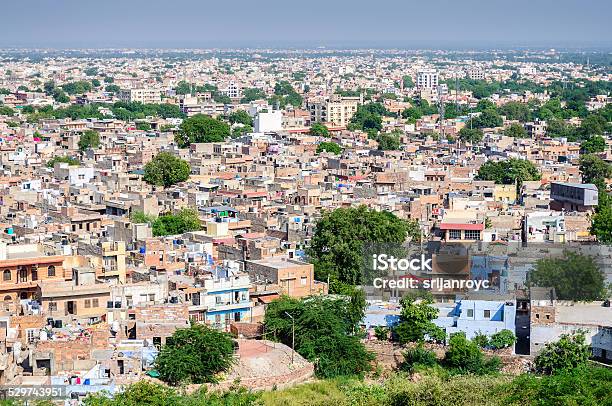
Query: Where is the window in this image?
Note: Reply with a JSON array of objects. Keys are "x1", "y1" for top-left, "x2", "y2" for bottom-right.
[
  {"x1": 464, "y1": 230, "x2": 481, "y2": 240},
  {"x1": 47, "y1": 266, "x2": 56, "y2": 277},
  {"x1": 449, "y1": 230, "x2": 461, "y2": 240},
  {"x1": 84, "y1": 299, "x2": 91, "y2": 308},
  {"x1": 31, "y1": 269, "x2": 38, "y2": 281},
  {"x1": 484, "y1": 310, "x2": 491, "y2": 318},
  {"x1": 92, "y1": 299, "x2": 99, "y2": 308},
  {"x1": 48, "y1": 302, "x2": 57, "y2": 312},
  {"x1": 148, "y1": 294, "x2": 155, "y2": 302},
  {"x1": 467, "y1": 309, "x2": 474, "y2": 318},
  {"x1": 18, "y1": 266, "x2": 27, "y2": 283},
  {"x1": 300, "y1": 277, "x2": 307, "y2": 286},
  {"x1": 3, "y1": 270, "x2": 11, "y2": 281}
]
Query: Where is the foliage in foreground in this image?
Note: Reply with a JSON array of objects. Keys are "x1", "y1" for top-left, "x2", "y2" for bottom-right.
[
  {"x1": 264, "y1": 293, "x2": 374, "y2": 379},
  {"x1": 534, "y1": 332, "x2": 591, "y2": 375},
  {"x1": 81, "y1": 365, "x2": 612, "y2": 406},
  {"x1": 154, "y1": 324, "x2": 235, "y2": 385}
]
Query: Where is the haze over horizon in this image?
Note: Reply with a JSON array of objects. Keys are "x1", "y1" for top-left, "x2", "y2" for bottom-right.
[{"x1": 1, "y1": 0, "x2": 611, "y2": 49}]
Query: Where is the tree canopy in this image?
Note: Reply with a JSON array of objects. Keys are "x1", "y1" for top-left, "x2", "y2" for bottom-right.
[
  {"x1": 264, "y1": 293, "x2": 373, "y2": 378},
  {"x1": 152, "y1": 208, "x2": 201, "y2": 236},
  {"x1": 143, "y1": 152, "x2": 190, "y2": 188},
  {"x1": 310, "y1": 122, "x2": 330, "y2": 137},
  {"x1": 47, "y1": 156, "x2": 80, "y2": 168},
  {"x1": 527, "y1": 251, "x2": 606, "y2": 301},
  {"x1": 317, "y1": 141, "x2": 342, "y2": 155},
  {"x1": 503, "y1": 123, "x2": 528, "y2": 138},
  {"x1": 476, "y1": 159, "x2": 541, "y2": 186},
  {"x1": 155, "y1": 323, "x2": 235, "y2": 385},
  {"x1": 580, "y1": 135, "x2": 606, "y2": 154},
  {"x1": 458, "y1": 127, "x2": 484, "y2": 143},
  {"x1": 394, "y1": 296, "x2": 445, "y2": 344},
  {"x1": 175, "y1": 114, "x2": 230, "y2": 147},
  {"x1": 78, "y1": 129, "x2": 100, "y2": 151},
  {"x1": 307, "y1": 206, "x2": 419, "y2": 291}
]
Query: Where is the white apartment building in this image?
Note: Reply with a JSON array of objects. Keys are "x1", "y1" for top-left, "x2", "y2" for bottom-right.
[
  {"x1": 219, "y1": 81, "x2": 241, "y2": 99},
  {"x1": 118, "y1": 88, "x2": 161, "y2": 104},
  {"x1": 307, "y1": 95, "x2": 361, "y2": 127},
  {"x1": 416, "y1": 69, "x2": 439, "y2": 90}
]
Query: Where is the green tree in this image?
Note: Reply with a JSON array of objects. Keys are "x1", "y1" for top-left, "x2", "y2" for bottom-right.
[
  {"x1": 579, "y1": 113, "x2": 609, "y2": 137},
  {"x1": 394, "y1": 297, "x2": 445, "y2": 344},
  {"x1": 527, "y1": 251, "x2": 606, "y2": 301},
  {"x1": 310, "y1": 122, "x2": 330, "y2": 137},
  {"x1": 317, "y1": 141, "x2": 342, "y2": 155},
  {"x1": 443, "y1": 332, "x2": 501, "y2": 375},
  {"x1": 264, "y1": 295, "x2": 373, "y2": 379},
  {"x1": 591, "y1": 199, "x2": 612, "y2": 244},
  {"x1": 105, "y1": 84, "x2": 120, "y2": 93},
  {"x1": 136, "y1": 122, "x2": 152, "y2": 131},
  {"x1": 175, "y1": 114, "x2": 230, "y2": 147},
  {"x1": 489, "y1": 330, "x2": 516, "y2": 350},
  {"x1": 579, "y1": 154, "x2": 611, "y2": 189},
  {"x1": 155, "y1": 323, "x2": 235, "y2": 385},
  {"x1": 458, "y1": 127, "x2": 484, "y2": 143},
  {"x1": 402, "y1": 75, "x2": 414, "y2": 88},
  {"x1": 152, "y1": 208, "x2": 201, "y2": 236},
  {"x1": 499, "y1": 101, "x2": 531, "y2": 122},
  {"x1": 62, "y1": 80, "x2": 93, "y2": 95},
  {"x1": 581, "y1": 135, "x2": 606, "y2": 154},
  {"x1": 78, "y1": 129, "x2": 100, "y2": 151},
  {"x1": 307, "y1": 206, "x2": 418, "y2": 290},
  {"x1": 0, "y1": 106, "x2": 16, "y2": 116},
  {"x1": 469, "y1": 109, "x2": 503, "y2": 128},
  {"x1": 240, "y1": 88, "x2": 267, "y2": 103},
  {"x1": 46, "y1": 156, "x2": 80, "y2": 168},
  {"x1": 228, "y1": 110, "x2": 253, "y2": 126},
  {"x1": 504, "y1": 123, "x2": 528, "y2": 138},
  {"x1": 175, "y1": 80, "x2": 192, "y2": 95},
  {"x1": 476, "y1": 159, "x2": 541, "y2": 186},
  {"x1": 130, "y1": 210, "x2": 156, "y2": 224},
  {"x1": 534, "y1": 333, "x2": 591, "y2": 375},
  {"x1": 143, "y1": 152, "x2": 190, "y2": 188},
  {"x1": 376, "y1": 133, "x2": 401, "y2": 150}
]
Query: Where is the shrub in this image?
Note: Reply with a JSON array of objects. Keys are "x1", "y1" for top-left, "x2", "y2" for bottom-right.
[
  {"x1": 443, "y1": 332, "x2": 501, "y2": 375},
  {"x1": 534, "y1": 332, "x2": 591, "y2": 375},
  {"x1": 472, "y1": 332, "x2": 490, "y2": 349},
  {"x1": 489, "y1": 329, "x2": 516, "y2": 350},
  {"x1": 374, "y1": 326, "x2": 389, "y2": 341},
  {"x1": 400, "y1": 345, "x2": 438, "y2": 373}
]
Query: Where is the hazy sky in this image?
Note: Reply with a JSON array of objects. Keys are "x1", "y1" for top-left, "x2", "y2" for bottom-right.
[{"x1": 1, "y1": 0, "x2": 610, "y2": 49}]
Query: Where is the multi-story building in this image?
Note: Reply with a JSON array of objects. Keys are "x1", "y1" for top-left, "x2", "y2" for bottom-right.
[
  {"x1": 307, "y1": 95, "x2": 361, "y2": 127},
  {"x1": 118, "y1": 88, "x2": 161, "y2": 104},
  {"x1": 0, "y1": 243, "x2": 67, "y2": 301},
  {"x1": 467, "y1": 67, "x2": 485, "y2": 80},
  {"x1": 550, "y1": 182, "x2": 598, "y2": 212},
  {"x1": 416, "y1": 69, "x2": 439, "y2": 90},
  {"x1": 186, "y1": 263, "x2": 253, "y2": 330},
  {"x1": 246, "y1": 257, "x2": 326, "y2": 298}
]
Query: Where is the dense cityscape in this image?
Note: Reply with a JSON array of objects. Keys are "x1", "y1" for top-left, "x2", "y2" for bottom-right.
[{"x1": 0, "y1": 8, "x2": 611, "y2": 405}]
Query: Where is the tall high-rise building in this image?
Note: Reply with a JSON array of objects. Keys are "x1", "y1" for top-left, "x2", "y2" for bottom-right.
[{"x1": 416, "y1": 69, "x2": 439, "y2": 90}]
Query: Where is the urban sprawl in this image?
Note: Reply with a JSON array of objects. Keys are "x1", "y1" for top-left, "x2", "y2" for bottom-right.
[{"x1": 0, "y1": 48, "x2": 610, "y2": 404}]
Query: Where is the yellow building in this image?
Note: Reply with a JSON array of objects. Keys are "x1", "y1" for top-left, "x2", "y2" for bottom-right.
[{"x1": 493, "y1": 184, "x2": 517, "y2": 204}]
